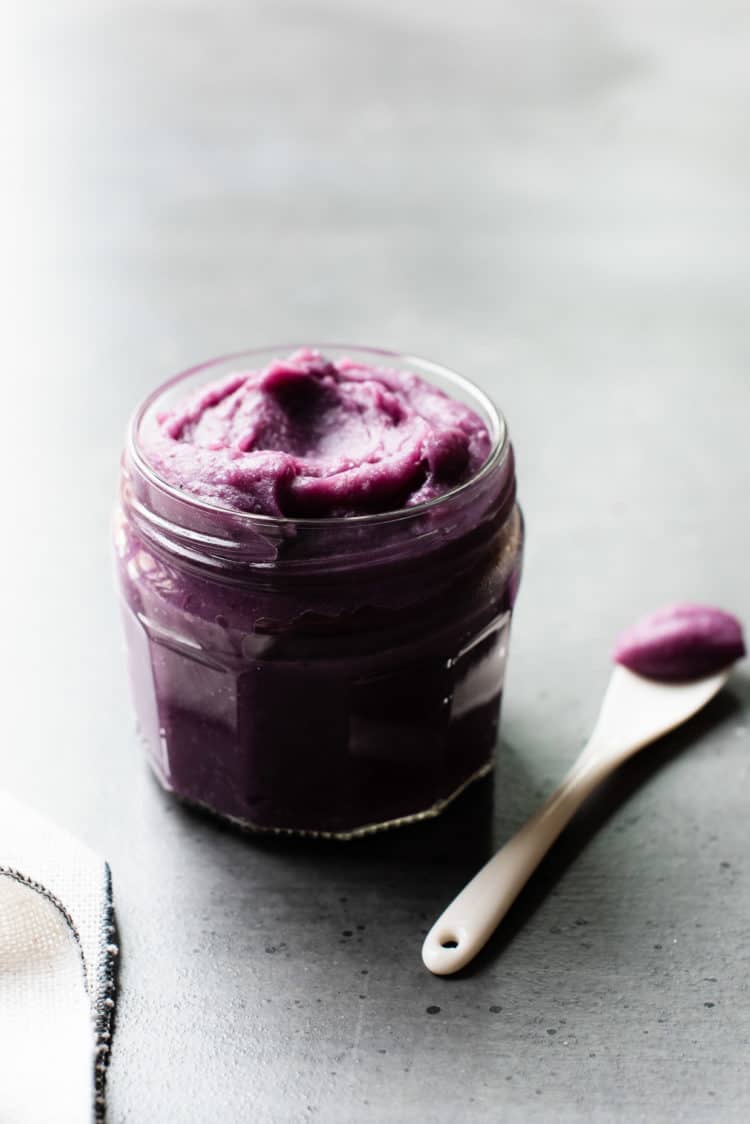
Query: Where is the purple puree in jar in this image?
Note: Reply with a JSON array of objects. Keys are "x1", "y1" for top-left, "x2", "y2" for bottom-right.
[
  {"x1": 614, "y1": 603, "x2": 745, "y2": 681},
  {"x1": 142, "y1": 348, "x2": 491, "y2": 517},
  {"x1": 115, "y1": 347, "x2": 524, "y2": 837}
]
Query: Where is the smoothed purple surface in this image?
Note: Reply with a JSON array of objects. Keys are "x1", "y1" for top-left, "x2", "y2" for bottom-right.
[
  {"x1": 140, "y1": 348, "x2": 491, "y2": 518},
  {"x1": 614, "y1": 602, "x2": 745, "y2": 681}
]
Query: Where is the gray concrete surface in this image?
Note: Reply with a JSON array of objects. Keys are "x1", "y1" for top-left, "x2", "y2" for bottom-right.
[{"x1": 3, "y1": 1, "x2": 750, "y2": 1120}]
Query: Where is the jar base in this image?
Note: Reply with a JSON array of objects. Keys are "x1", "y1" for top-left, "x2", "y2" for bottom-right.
[{"x1": 150, "y1": 756, "x2": 495, "y2": 841}]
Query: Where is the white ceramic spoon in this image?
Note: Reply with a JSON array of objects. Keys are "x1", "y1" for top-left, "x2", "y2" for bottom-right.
[{"x1": 422, "y1": 662, "x2": 732, "y2": 975}]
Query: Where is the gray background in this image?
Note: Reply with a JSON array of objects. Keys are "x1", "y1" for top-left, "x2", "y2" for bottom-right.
[{"x1": 4, "y1": 1, "x2": 750, "y2": 1120}]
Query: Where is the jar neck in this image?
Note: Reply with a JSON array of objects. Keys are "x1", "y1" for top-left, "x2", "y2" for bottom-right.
[{"x1": 120, "y1": 440, "x2": 517, "y2": 576}]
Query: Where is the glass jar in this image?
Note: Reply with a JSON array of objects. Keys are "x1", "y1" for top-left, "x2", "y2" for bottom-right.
[{"x1": 114, "y1": 346, "x2": 523, "y2": 838}]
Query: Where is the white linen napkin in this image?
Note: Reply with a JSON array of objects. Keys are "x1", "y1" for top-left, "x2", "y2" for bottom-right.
[{"x1": 0, "y1": 792, "x2": 117, "y2": 1123}]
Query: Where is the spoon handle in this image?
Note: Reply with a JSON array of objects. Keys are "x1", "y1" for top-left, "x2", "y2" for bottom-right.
[{"x1": 422, "y1": 754, "x2": 611, "y2": 975}]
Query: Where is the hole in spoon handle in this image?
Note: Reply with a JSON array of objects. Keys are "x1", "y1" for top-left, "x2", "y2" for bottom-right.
[{"x1": 421, "y1": 923, "x2": 474, "y2": 975}]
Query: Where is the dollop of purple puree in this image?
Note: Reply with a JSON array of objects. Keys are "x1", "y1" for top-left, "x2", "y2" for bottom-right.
[
  {"x1": 614, "y1": 603, "x2": 745, "y2": 681},
  {"x1": 141, "y1": 348, "x2": 491, "y2": 518}
]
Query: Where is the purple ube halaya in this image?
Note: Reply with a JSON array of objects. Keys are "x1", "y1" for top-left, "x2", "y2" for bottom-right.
[
  {"x1": 117, "y1": 347, "x2": 524, "y2": 835},
  {"x1": 614, "y1": 603, "x2": 745, "y2": 682},
  {"x1": 141, "y1": 348, "x2": 491, "y2": 518}
]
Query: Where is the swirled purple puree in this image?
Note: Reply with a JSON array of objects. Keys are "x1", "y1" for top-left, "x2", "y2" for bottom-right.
[
  {"x1": 614, "y1": 603, "x2": 745, "y2": 681},
  {"x1": 141, "y1": 348, "x2": 491, "y2": 518}
]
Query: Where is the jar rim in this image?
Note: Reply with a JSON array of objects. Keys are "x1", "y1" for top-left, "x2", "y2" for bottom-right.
[{"x1": 127, "y1": 343, "x2": 508, "y2": 529}]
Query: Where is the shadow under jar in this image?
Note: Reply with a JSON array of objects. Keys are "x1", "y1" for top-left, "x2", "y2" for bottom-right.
[{"x1": 114, "y1": 346, "x2": 524, "y2": 838}]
